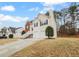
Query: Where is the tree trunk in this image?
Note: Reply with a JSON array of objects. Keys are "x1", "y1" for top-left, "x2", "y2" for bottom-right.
[{"x1": 48, "y1": 36, "x2": 50, "y2": 39}]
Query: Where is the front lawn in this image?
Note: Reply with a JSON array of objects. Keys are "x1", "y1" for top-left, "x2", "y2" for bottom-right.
[
  {"x1": 0, "y1": 39, "x2": 17, "y2": 45},
  {"x1": 11, "y1": 38, "x2": 79, "y2": 57}
]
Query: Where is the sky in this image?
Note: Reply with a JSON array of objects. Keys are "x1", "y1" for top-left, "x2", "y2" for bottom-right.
[{"x1": 0, "y1": 2, "x2": 78, "y2": 28}]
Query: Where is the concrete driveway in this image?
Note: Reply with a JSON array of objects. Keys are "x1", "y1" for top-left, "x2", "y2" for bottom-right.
[{"x1": 0, "y1": 38, "x2": 40, "y2": 57}]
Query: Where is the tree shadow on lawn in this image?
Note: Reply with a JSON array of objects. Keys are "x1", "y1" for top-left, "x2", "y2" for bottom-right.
[{"x1": 45, "y1": 38, "x2": 55, "y2": 40}]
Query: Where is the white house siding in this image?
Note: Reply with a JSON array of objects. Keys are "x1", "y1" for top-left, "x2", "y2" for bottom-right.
[
  {"x1": 48, "y1": 9, "x2": 57, "y2": 38},
  {"x1": 33, "y1": 18, "x2": 40, "y2": 39},
  {"x1": 32, "y1": 9, "x2": 57, "y2": 39}
]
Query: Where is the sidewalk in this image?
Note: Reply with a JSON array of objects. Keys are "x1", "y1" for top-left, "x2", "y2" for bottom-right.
[{"x1": 0, "y1": 38, "x2": 40, "y2": 57}]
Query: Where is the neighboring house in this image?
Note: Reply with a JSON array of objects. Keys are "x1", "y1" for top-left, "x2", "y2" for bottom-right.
[
  {"x1": 25, "y1": 21, "x2": 33, "y2": 32},
  {"x1": 15, "y1": 27, "x2": 24, "y2": 38},
  {"x1": 0, "y1": 27, "x2": 7, "y2": 36},
  {"x1": 0, "y1": 27, "x2": 23, "y2": 38},
  {"x1": 25, "y1": 9, "x2": 57, "y2": 39}
]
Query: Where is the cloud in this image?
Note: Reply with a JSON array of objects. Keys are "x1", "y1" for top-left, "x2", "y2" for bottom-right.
[
  {"x1": 14, "y1": 16, "x2": 29, "y2": 22},
  {"x1": 29, "y1": 7, "x2": 39, "y2": 11},
  {"x1": 0, "y1": 6, "x2": 15, "y2": 11},
  {"x1": 0, "y1": 22, "x2": 2, "y2": 25},
  {"x1": 40, "y1": 8, "x2": 48, "y2": 13},
  {"x1": 40, "y1": 2, "x2": 64, "y2": 13},
  {"x1": 41, "y1": 2, "x2": 64, "y2": 7},
  {"x1": 0, "y1": 14, "x2": 29, "y2": 22},
  {"x1": 39, "y1": 5, "x2": 52, "y2": 14}
]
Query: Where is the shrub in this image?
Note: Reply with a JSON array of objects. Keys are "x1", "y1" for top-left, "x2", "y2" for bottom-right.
[
  {"x1": 9, "y1": 34, "x2": 13, "y2": 38},
  {"x1": 45, "y1": 26, "x2": 54, "y2": 39},
  {"x1": 21, "y1": 31, "x2": 26, "y2": 35}
]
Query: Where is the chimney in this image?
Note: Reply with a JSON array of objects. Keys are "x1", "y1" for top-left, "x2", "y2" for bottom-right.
[{"x1": 48, "y1": 9, "x2": 57, "y2": 38}]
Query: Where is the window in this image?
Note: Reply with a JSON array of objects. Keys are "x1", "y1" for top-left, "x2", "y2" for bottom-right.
[
  {"x1": 32, "y1": 28, "x2": 33, "y2": 31},
  {"x1": 34, "y1": 23, "x2": 35, "y2": 27},
  {"x1": 40, "y1": 21, "x2": 43, "y2": 26},
  {"x1": 34, "y1": 22, "x2": 38, "y2": 27},
  {"x1": 40, "y1": 19, "x2": 48, "y2": 26},
  {"x1": 36, "y1": 22, "x2": 38, "y2": 26},
  {"x1": 45, "y1": 20, "x2": 48, "y2": 25}
]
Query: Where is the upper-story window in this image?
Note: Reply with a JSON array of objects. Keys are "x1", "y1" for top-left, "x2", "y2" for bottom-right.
[
  {"x1": 32, "y1": 28, "x2": 33, "y2": 31},
  {"x1": 34, "y1": 22, "x2": 38, "y2": 27},
  {"x1": 40, "y1": 21, "x2": 43, "y2": 26},
  {"x1": 40, "y1": 19, "x2": 48, "y2": 26},
  {"x1": 44, "y1": 19, "x2": 48, "y2": 25}
]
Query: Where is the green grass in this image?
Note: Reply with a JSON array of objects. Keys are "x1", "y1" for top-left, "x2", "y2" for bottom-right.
[{"x1": 11, "y1": 38, "x2": 79, "y2": 57}]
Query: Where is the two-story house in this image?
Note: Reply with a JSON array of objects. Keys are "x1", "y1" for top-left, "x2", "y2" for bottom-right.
[{"x1": 25, "y1": 9, "x2": 57, "y2": 39}]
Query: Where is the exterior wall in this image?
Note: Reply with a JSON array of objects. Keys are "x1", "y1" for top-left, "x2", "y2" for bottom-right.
[
  {"x1": 48, "y1": 9, "x2": 57, "y2": 38},
  {"x1": 33, "y1": 18, "x2": 41, "y2": 38},
  {"x1": 32, "y1": 9, "x2": 57, "y2": 39}
]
